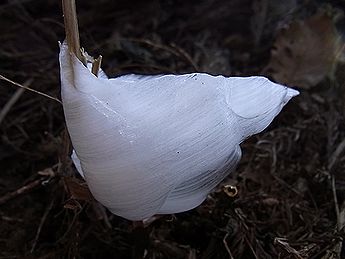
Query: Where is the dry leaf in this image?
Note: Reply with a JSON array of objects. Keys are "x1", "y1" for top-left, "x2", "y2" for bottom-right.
[
  {"x1": 264, "y1": 13, "x2": 343, "y2": 89},
  {"x1": 63, "y1": 177, "x2": 93, "y2": 201}
]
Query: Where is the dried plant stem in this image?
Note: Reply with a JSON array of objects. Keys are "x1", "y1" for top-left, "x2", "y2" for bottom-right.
[
  {"x1": 0, "y1": 83, "x2": 26, "y2": 125},
  {"x1": 91, "y1": 55, "x2": 102, "y2": 76},
  {"x1": 30, "y1": 198, "x2": 55, "y2": 253},
  {"x1": 0, "y1": 75, "x2": 61, "y2": 104},
  {"x1": 62, "y1": 0, "x2": 102, "y2": 76},
  {"x1": 0, "y1": 179, "x2": 43, "y2": 206},
  {"x1": 62, "y1": 0, "x2": 86, "y2": 65},
  {"x1": 223, "y1": 233, "x2": 235, "y2": 259}
]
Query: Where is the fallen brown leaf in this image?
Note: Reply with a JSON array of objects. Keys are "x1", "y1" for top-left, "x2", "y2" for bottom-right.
[
  {"x1": 63, "y1": 176, "x2": 93, "y2": 202},
  {"x1": 264, "y1": 12, "x2": 343, "y2": 89}
]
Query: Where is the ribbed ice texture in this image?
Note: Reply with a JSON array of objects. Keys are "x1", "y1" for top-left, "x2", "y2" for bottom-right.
[{"x1": 59, "y1": 43, "x2": 299, "y2": 220}]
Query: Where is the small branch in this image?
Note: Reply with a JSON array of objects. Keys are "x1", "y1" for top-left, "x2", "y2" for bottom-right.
[
  {"x1": 223, "y1": 233, "x2": 235, "y2": 259},
  {"x1": 331, "y1": 175, "x2": 343, "y2": 258},
  {"x1": 0, "y1": 82, "x2": 26, "y2": 125},
  {"x1": 328, "y1": 138, "x2": 345, "y2": 172},
  {"x1": 62, "y1": 0, "x2": 102, "y2": 78},
  {"x1": 62, "y1": 0, "x2": 86, "y2": 65},
  {"x1": 0, "y1": 75, "x2": 61, "y2": 104},
  {"x1": 91, "y1": 55, "x2": 102, "y2": 76},
  {"x1": 0, "y1": 179, "x2": 42, "y2": 206},
  {"x1": 30, "y1": 198, "x2": 55, "y2": 253},
  {"x1": 0, "y1": 169, "x2": 55, "y2": 206},
  {"x1": 331, "y1": 175, "x2": 340, "y2": 230}
]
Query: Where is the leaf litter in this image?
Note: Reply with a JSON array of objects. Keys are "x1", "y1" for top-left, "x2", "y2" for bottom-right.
[{"x1": 264, "y1": 11, "x2": 344, "y2": 89}]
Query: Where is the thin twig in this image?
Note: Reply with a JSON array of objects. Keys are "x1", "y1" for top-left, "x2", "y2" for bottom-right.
[
  {"x1": 244, "y1": 235, "x2": 259, "y2": 259},
  {"x1": 0, "y1": 74, "x2": 61, "y2": 104},
  {"x1": 0, "y1": 179, "x2": 43, "y2": 206},
  {"x1": 31, "y1": 198, "x2": 55, "y2": 253},
  {"x1": 92, "y1": 201, "x2": 112, "y2": 228},
  {"x1": 0, "y1": 214, "x2": 24, "y2": 223},
  {"x1": 223, "y1": 233, "x2": 235, "y2": 259},
  {"x1": 274, "y1": 238, "x2": 303, "y2": 259},
  {"x1": 331, "y1": 175, "x2": 340, "y2": 230},
  {"x1": 91, "y1": 55, "x2": 102, "y2": 76},
  {"x1": 0, "y1": 80, "x2": 28, "y2": 124},
  {"x1": 331, "y1": 175, "x2": 343, "y2": 258},
  {"x1": 170, "y1": 42, "x2": 199, "y2": 71},
  {"x1": 328, "y1": 138, "x2": 345, "y2": 172},
  {"x1": 128, "y1": 38, "x2": 199, "y2": 71},
  {"x1": 270, "y1": 173, "x2": 304, "y2": 198}
]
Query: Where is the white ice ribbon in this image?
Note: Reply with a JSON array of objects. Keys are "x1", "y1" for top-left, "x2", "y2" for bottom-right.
[{"x1": 60, "y1": 42, "x2": 299, "y2": 220}]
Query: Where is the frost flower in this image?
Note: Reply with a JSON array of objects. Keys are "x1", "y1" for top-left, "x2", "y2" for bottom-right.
[{"x1": 60, "y1": 42, "x2": 299, "y2": 220}]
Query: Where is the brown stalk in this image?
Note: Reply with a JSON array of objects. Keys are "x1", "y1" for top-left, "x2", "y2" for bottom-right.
[
  {"x1": 91, "y1": 55, "x2": 103, "y2": 76},
  {"x1": 62, "y1": 0, "x2": 102, "y2": 76},
  {"x1": 62, "y1": 0, "x2": 86, "y2": 65}
]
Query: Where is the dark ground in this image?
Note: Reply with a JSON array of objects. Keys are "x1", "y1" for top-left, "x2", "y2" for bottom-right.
[{"x1": 1, "y1": 0, "x2": 345, "y2": 258}]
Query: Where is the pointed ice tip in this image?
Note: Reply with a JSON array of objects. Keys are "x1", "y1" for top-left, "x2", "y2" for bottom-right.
[
  {"x1": 284, "y1": 87, "x2": 300, "y2": 103},
  {"x1": 288, "y1": 88, "x2": 299, "y2": 97},
  {"x1": 228, "y1": 77, "x2": 299, "y2": 119}
]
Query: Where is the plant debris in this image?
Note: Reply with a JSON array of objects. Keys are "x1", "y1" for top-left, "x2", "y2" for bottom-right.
[{"x1": 264, "y1": 11, "x2": 344, "y2": 89}]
